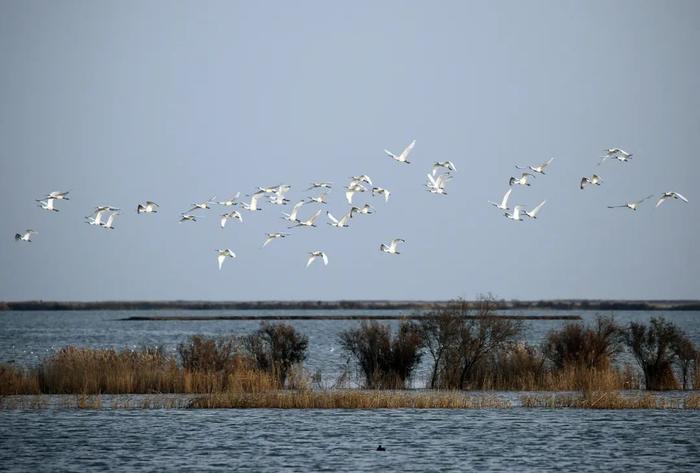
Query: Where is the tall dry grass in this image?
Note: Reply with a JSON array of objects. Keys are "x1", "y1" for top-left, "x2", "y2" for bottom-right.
[
  {"x1": 0, "y1": 364, "x2": 40, "y2": 395},
  {"x1": 188, "y1": 390, "x2": 512, "y2": 409},
  {"x1": 521, "y1": 392, "x2": 700, "y2": 409},
  {"x1": 0, "y1": 345, "x2": 281, "y2": 395}
]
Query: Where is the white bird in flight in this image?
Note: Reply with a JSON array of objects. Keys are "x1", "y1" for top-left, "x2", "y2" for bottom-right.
[
  {"x1": 345, "y1": 182, "x2": 367, "y2": 204},
  {"x1": 306, "y1": 251, "x2": 328, "y2": 268},
  {"x1": 505, "y1": 205, "x2": 524, "y2": 221},
  {"x1": 656, "y1": 192, "x2": 688, "y2": 208},
  {"x1": 289, "y1": 209, "x2": 322, "y2": 228},
  {"x1": 380, "y1": 238, "x2": 405, "y2": 254},
  {"x1": 580, "y1": 175, "x2": 602, "y2": 190},
  {"x1": 509, "y1": 173, "x2": 535, "y2": 187},
  {"x1": 263, "y1": 232, "x2": 290, "y2": 247},
  {"x1": 217, "y1": 193, "x2": 241, "y2": 207},
  {"x1": 15, "y1": 229, "x2": 37, "y2": 242},
  {"x1": 307, "y1": 182, "x2": 332, "y2": 191},
  {"x1": 137, "y1": 201, "x2": 159, "y2": 214},
  {"x1": 607, "y1": 195, "x2": 654, "y2": 211},
  {"x1": 516, "y1": 158, "x2": 554, "y2": 175},
  {"x1": 85, "y1": 209, "x2": 106, "y2": 226},
  {"x1": 350, "y1": 175, "x2": 373, "y2": 186},
  {"x1": 239, "y1": 191, "x2": 265, "y2": 212},
  {"x1": 220, "y1": 210, "x2": 243, "y2": 228},
  {"x1": 188, "y1": 197, "x2": 216, "y2": 213},
  {"x1": 272, "y1": 185, "x2": 292, "y2": 203},
  {"x1": 306, "y1": 192, "x2": 328, "y2": 205},
  {"x1": 371, "y1": 187, "x2": 391, "y2": 202},
  {"x1": 432, "y1": 161, "x2": 457, "y2": 175},
  {"x1": 599, "y1": 148, "x2": 632, "y2": 165},
  {"x1": 384, "y1": 139, "x2": 415, "y2": 164},
  {"x1": 179, "y1": 214, "x2": 198, "y2": 223},
  {"x1": 426, "y1": 173, "x2": 452, "y2": 195},
  {"x1": 489, "y1": 189, "x2": 512, "y2": 211},
  {"x1": 327, "y1": 210, "x2": 353, "y2": 228},
  {"x1": 524, "y1": 200, "x2": 546, "y2": 219},
  {"x1": 216, "y1": 249, "x2": 236, "y2": 270},
  {"x1": 350, "y1": 203, "x2": 374, "y2": 215},
  {"x1": 37, "y1": 198, "x2": 59, "y2": 212},
  {"x1": 43, "y1": 191, "x2": 70, "y2": 200},
  {"x1": 282, "y1": 201, "x2": 307, "y2": 223},
  {"x1": 101, "y1": 211, "x2": 119, "y2": 229}
]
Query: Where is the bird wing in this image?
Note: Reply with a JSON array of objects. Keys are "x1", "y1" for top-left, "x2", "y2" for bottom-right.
[
  {"x1": 289, "y1": 201, "x2": 305, "y2": 220},
  {"x1": 306, "y1": 255, "x2": 316, "y2": 268},
  {"x1": 541, "y1": 157, "x2": 554, "y2": 168},
  {"x1": 218, "y1": 254, "x2": 225, "y2": 270},
  {"x1": 436, "y1": 174, "x2": 452, "y2": 187},
  {"x1": 675, "y1": 192, "x2": 689, "y2": 203},
  {"x1": 384, "y1": 190, "x2": 390, "y2": 203},
  {"x1": 390, "y1": 239, "x2": 404, "y2": 251},
  {"x1": 426, "y1": 173, "x2": 438, "y2": 187},
  {"x1": 636, "y1": 194, "x2": 654, "y2": 205},
  {"x1": 338, "y1": 211, "x2": 353, "y2": 226},
  {"x1": 530, "y1": 200, "x2": 546, "y2": 217},
  {"x1": 512, "y1": 206, "x2": 521, "y2": 219},
  {"x1": 327, "y1": 212, "x2": 339, "y2": 224},
  {"x1": 220, "y1": 216, "x2": 228, "y2": 228},
  {"x1": 384, "y1": 149, "x2": 397, "y2": 159},
  {"x1": 400, "y1": 139, "x2": 416, "y2": 160},
  {"x1": 501, "y1": 189, "x2": 512, "y2": 207},
  {"x1": 446, "y1": 160, "x2": 456, "y2": 171},
  {"x1": 309, "y1": 209, "x2": 322, "y2": 224},
  {"x1": 322, "y1": 253, "x2": 329, "y2": 265},
  {"x1": 345, "y1": 190, "x2": 354, "y2": 204},
  {"x1": 607, "y1": 204, "x2": 627, "y2": 208},
  {"x1": 655, "y1": 196, "x2": 667, "y2": 208}
]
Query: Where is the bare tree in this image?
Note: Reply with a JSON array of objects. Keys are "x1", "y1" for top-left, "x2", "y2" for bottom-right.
[
  {"x1": 339, "y1": 320, "x2": 423, "y2": 389},
  {"x1": 244, "y1": 322, "x2": 308, "y2": 387},
  {"x1": 420, "y1": 300, "x2": 467, "y2": 388},
  {"x1": 673, "y1": 334, "x2": 697, "y2": 390},
  {"x1": 625, "y1": 317, "x2": 681, "y2": 390},
  {"x1": 543, "y1": 316, "x2": 624, "y2": 370}
]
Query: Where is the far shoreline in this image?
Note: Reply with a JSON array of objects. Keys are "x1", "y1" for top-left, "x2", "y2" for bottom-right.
[{"x1": 2, "y1": 299, "x2": 700, "y2": 312}]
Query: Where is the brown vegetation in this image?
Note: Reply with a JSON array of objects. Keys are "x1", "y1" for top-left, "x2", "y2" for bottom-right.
[
  {"x1": 188, "y1": 390, "x2": 511, "y2": 409},
  {"x1": 338, "y1": 320, "x2": 423, "y2": 389}
]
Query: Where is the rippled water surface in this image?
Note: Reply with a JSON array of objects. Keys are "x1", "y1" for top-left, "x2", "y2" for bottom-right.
[
  {"x1": 1, "y1": 408, "x2": 700, "y2": 472},
  {"x1": 2, "y1": 310, "x2": 700, "y2": 471}
]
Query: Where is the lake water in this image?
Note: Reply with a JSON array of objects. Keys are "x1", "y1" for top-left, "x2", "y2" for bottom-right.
[
  {"x1": 1, "y1": 408, "x2": 700, "y2": 472},
  {"x1": 2, "y1": 309, "x2": 700, "y2": 472}
]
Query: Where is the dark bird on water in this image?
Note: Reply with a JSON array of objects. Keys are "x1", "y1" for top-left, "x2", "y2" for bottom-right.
[{"x1": 376, "y1": 445, "x2": 386, "y2": 451}]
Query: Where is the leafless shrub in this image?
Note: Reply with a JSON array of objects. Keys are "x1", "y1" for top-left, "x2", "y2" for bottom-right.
[
  {"x1": 244, "y1": 322, "x2": 309, "y2": 387},
  {"x1": 625, "y1": 317, "x2": 682, "y2": 390},
  {"x1": 338, "y1": 320, "x2": 423, "y2": 389}
]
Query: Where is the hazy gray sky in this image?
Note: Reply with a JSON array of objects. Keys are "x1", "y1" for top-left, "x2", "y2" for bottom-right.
[{"x1": 1, "y1": 0, "x2": 698, "y2": 301}]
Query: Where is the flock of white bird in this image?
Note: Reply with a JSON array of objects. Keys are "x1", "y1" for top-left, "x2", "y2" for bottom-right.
[
  {"x1": 15, "y1": 143, "x2": 688, "y2": 270},
  {"x1": 488, "y1": 148, "x2": 688, "y2": 223}
]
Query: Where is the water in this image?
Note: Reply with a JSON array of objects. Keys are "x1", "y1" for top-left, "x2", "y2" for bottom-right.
[
  {"x1": 1, "y1": 408, "x2": 699, "y2": 472},
  {"x1": 2, "y1": 309, "x2": 700, "y2": 471}
]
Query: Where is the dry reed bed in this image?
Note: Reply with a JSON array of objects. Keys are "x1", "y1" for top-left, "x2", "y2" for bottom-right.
[
  {"x1": 188, "y1": 390, "x2": 511, "y2": 409},
  {"x1": 3, "y1": 391, "x2": 700, "y2": 410},
  {"x1": 520, "y1": 392, "x2": 700, "y2": 409}
]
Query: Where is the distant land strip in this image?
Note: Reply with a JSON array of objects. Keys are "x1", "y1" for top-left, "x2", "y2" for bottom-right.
[
  {"x1": 1, "y1": 300, "x2": 700, "y2": 311},
  {"x1": 119, "y1": 314, "x2": 582, "y2": 322}
]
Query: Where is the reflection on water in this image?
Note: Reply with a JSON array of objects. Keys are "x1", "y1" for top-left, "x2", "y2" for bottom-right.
[{"x1": 1, "y1": 408, "x2": 700, "y2": 472}]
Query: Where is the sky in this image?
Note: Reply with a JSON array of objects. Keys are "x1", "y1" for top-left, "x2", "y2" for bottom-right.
[{"x1": 0, "y1": 0, "x2": 698, "y2": 301}]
